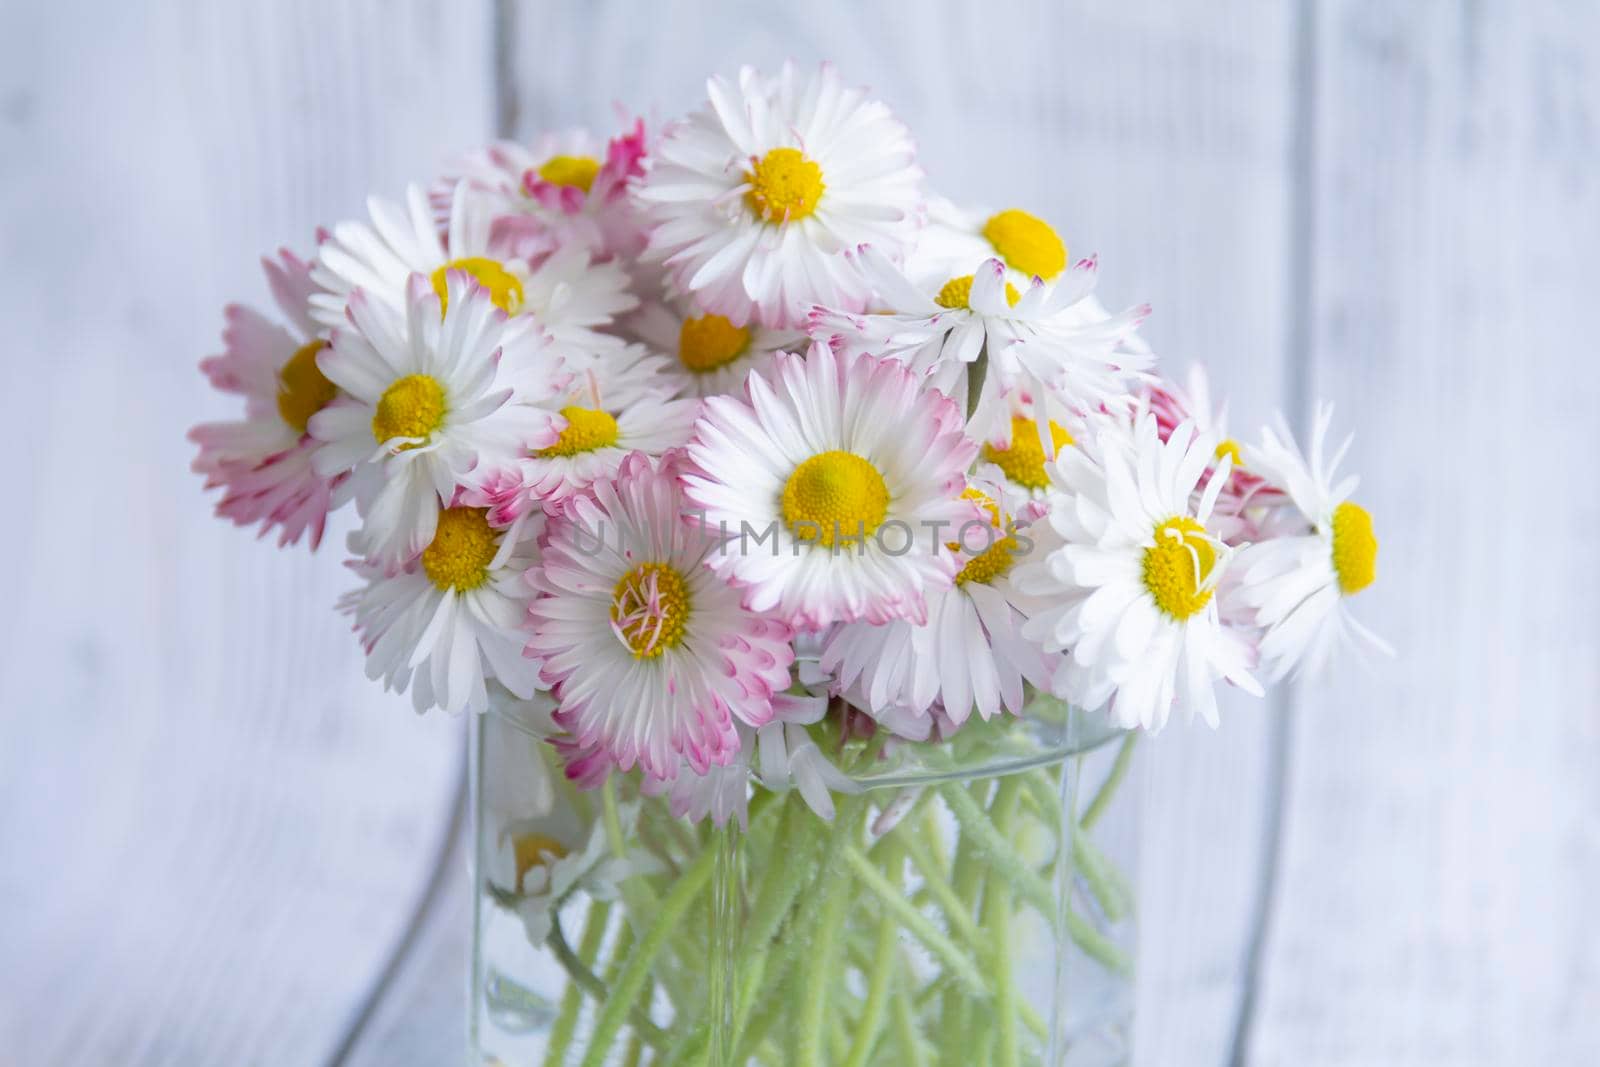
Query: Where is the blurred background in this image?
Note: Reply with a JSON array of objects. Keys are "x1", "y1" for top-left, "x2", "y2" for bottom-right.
[{"x1": 2, "y1": 1, "x2": 1596, "y2": 1064}]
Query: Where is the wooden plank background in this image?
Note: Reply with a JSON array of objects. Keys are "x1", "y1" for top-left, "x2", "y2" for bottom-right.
[{"x1": 0, "y1": 2, "x2": 1594, "y2": 1064}]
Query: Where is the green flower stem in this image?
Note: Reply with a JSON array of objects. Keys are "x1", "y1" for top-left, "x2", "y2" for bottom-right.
[
  {"x1": 891, "y1": 961, "x2": 929, "y2": 1067},
  {"x1": 842, "y1": 844, "x2": 989, "y2": 998},
  {"x1": 1019, "y1": 771, "x2": 1063, "y2": 833},
  {"x1": 921, "y1": 803, "x2": 952, "y2": 873},
  {"x1": 601, "y1": 778, "x2": 628, "y2": 857},
  {"x1": 543, "y1": 900, "x2": 613, "y2": 1066},
  {"x1": 827, "y1": 1013, "x2": 852, "y2": 1064},
  {"x1": 733, "y1": 798, "x2": 856, "y2": 1064},
  {"x1": 546, "y1": 910, "x2": 668, "y2": 1053},
  {"x1": 579, "y1": 843, "x2": 717, "y2": 1067},
  {"x1": 900, "y1": 824, "x2": 986, "y2": 948},
  {"x1": 966, "y1": 345, "x2": 989, "y2": 421},
  {"x1": 1072, "y1": 824, "x2": 1133, "y2": 922},
  {"x1": 983, "y1": 778, "x2": 1024, "y2": 1067},
  {"x1": 1066, "y1": 906, "x2": 1133, "y2": 975},
  {"x1": 943, "y1": 782, "x2": 1057, "y2": 919},
  {"x1": 729, "y1": 800, "x2": 811, "y2": 1049},
  {"x1": 794, "y1": 804, "x2": 862, "y2": 1067},
  {"x1": 844, "y1": 839, "x2": 903, "y2": 1067},
  {"x1": 619, "y1": 1033, "x2": 643, "y2": 1067},
  {"x1": 1080, "y1": 732, "x2": 1138, "y2": 831},
  {"x1": 939, "y1": 781, "x2": 988, "y2": 1067}
]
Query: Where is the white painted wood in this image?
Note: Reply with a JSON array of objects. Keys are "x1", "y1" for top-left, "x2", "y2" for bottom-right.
[
  {"x1": 8, "y1": 2, "x2": 1596, "y2": 1064},
  {"x1": 0, "y1": 2, "x2": 491, "y2": 1063},
  {"x1": 1245, "y1": 2, "x2": 1600, "y2": 1064}
]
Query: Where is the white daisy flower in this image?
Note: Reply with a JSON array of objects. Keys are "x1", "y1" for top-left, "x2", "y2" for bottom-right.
[
  {"x1": 516, "y1": 242, "x2": 639, "y2": 374},
  {"x1": 811, "y1": 246, "x2": 1152, "y2": 443},
  {"x1": 635, "y1": 62, "x2": 924, "y2": 328},
  {"x1": 1019, "y1": 415, "x2": 1263, "y2": 730},
  {"x1": 190, "y1": 248, "x2": 350, "y2": 548},
  {"x1": 343, "y1": 503, "x2": 545, "y2": 715},
  {"x1": 311, "y1": 182, "x2": 532, "y2": 328},
  {"x1": 1231, "y1": 404, "x2": 1391, "y2": 681},
  {"x1": 487, "y1": 792, "x2": 657, "y2": 948},
  {"x1": 1140, "y1": 364, "x2": 1286, "y2": 540},
  {"x1": 624, "y1": 293, "x2": 805, "y2": 398},
  {"x1": 526, "y1": 452, "x2": 795, "y2": 780},
  {"x1": 313, "y1": 179, "x2": 639, "y2": 374},
  {"x1": 907, "y1": 196, "x2": 1072, "y2": 289},
  {"x1": 470, "y1": 344, "x2": 701, "y2": 521},
  {"x1": 823, "y1": 472, "x2": 1058, "y2": 727},
  {"x1": 683, "y1": 344, "x2": 978, "y2": 630},
  {"x1": 976, "y1": 404, "x2": 1081, "y2": 499},
  {"x1": 309, "y1": 272, "x2": 565, "y2": 568},
  {"x1": 435, "y1": 121, "x2": 651, "y2": 261}
]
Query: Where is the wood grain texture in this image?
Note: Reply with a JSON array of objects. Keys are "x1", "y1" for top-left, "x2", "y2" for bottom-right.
[
  {"x1": 1244, "y1": 2, "x2": 1600, "y2": 1063},
  {"x1": 4, "y1": 1, "x2": 1596, "y2": 1064},
  {"x1": 0, "y1": 2, "x2": 492, "y2": 1063}
]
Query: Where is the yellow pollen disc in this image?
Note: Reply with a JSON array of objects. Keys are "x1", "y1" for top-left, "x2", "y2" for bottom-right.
[
  {"x1": 744, "y1": 147, "x2": 825, "y2": 223},
  {"x1": 538, "y1": 406, "x2": 620, "y2": 457},
  {"x1": 1142, "y1": 516, "x2": 1217, "y2": 621},
  {"x1": 372, "y1": 373, "x2": 447, "y2": 447},
  {"x1": 933, "y1": 274, "x2": 1021, "y2": 310},
  {"x1": 678, "y1": 313, "x2": 751, "y2": 372},
  {"x1": 981, "y1": 209, "x2": 1067, "y2": 280},
  {"x1": 781, "y1": 450, "x2": 890, "y2": 548},
  {"x1": 537, "y1": 154, "x2": 601, "y2": 193},
  {"x1": 421, "y1": 507, "x2": 498, "y2": 592},
  {"x1": 276, "y1": 340, "x2": 336, "y2": 435},
  {"x1": 512, "y1": 832, "x2": 569, "y2": 884},
  {"x1": 1214, "y1": 439, "x2": 1244, "y2": 467},
  {"x1": 611, "y1": 562, "x2": 692, "y2": 659},
  {"x1": 949, "y1": 487, "x2": 1018, "y2": 586},
  {"x1": 1331, "y1": 501, "x2": 1378, "y2": 595},
  {"x1": 430, "y1": 257, "x2": 525, "y2": 315},
  {"x1": 982, "y1": 416, "x2": 1074, "y2": 491}
]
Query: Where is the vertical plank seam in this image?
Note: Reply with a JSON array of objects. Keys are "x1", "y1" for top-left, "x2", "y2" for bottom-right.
[
  {"x1": 1227, "y1": 0, "x2": 1319, "y2": 1063},
  {"x1": 493, "y1": 0, "x2": 519, "y2": 140}
]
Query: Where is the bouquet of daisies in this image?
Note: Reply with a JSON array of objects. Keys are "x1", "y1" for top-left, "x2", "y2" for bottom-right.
[
  {"x1": 191, "y1": 62, "x2": 1387, "y2": 826},
  {"x1": 192, "y1": 61, "x2": 1389, "y2": 1065}
]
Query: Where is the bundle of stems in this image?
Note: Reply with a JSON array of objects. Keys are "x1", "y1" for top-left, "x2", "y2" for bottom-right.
[{"x1": 513, "y1": 712, "x2": 1137, "y2": 1067}]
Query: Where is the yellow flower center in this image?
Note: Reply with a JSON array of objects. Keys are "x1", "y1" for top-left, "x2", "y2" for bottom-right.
[
  {"x1": 512, "y1": 832, "x2": 569, "y2": 885},
  {"x1": 421, "y1": 507, "x2": 498, "y2": 592},
  {"x1": 372, "y1": 373, "x2": 447, "y2": 447},
  {"x1": 678, "y1": 313, "x2": 751, "y2": 372},
  {"x1": 950, "y1": 488, "x2": 1019, "y2": 586},
  {"x1": 955, "y1": 536, "x2": 1020, "y2": 587},
  {"x1": 538, "y1": 407, "x2": 620, "y2": 457},
  {"x1": 611, "y1": 562, "x2": 692, "y2": 658},
  {"x1": 430, "y1": 257, "x2": 524, "y2": 315},
  {"x1": 1214, "y1": 439, "x2": 1244, "y2": 467},
  {"x1": 982, "y1": 416, "x2": 1074, "y2": 491},
  {"x1": 1331, "y1": 501, "x2": 1378, "y2": 595},
  {"x1": 1142, "y1": 517, "x2": 1218, "y2": 621},
  {"x1": 781, "y1": 450, "x2": 890, "y2": 547},
  {"x1": 981, "y1": 209, "x2": 1067, "y2": 280},
  {"x1": 744, "y1": 147, "x2": 825, "y2": 222},
  {"x1": 933, "y1": 274, "x2": 1021, "y2": 310},
  {"x1": 537, "y1": 154, "x2": 601, "y2": 193},
  {"x1": 276, "y1": 340, "x2": 336, "y2": 435}
]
